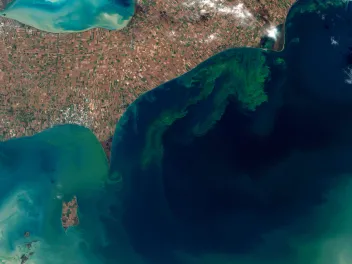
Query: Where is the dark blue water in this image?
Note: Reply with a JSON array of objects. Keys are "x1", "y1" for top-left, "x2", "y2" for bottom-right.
[
  {"x1": 110, "y1": 1, "x2": 352, "y2": 263},
  {"x1": 2, "y1": 0, "x2": 352, "y2": 263}
]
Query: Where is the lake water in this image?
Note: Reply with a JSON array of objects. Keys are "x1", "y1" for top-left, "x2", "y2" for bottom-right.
[
  {"x1": 2, "y1": 0, "x2": 352, "y2": 263},
  {"x1": 0, "y1": 0, "x2": 134, "y2": 32}
]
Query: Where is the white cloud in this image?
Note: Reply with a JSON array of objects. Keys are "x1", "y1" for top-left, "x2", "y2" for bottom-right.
[
  {"x1": 183, "y1": 0, "x2": 253, "y2": 21},
  {"x1": 266, "y1": 27, "x2": 279, "y2": 40},
  {"x1": 205, "y1": 33, "x2": 217, "y2": 43}
]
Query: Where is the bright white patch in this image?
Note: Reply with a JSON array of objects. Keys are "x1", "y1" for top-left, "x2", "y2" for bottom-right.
[
  {"x1": 267, "y1": 27, "x2": 279, "y2": 40},
  {"x1": 55, "y1": 194, "x2": 63, "y2": 200},
  {"x1": 183, "y1": 0, "x2": 253, "y2": 22},
  {"x1": 344, "y1": 66, "x2": 352, "y2": 84},
  {"x1": 331, "y1": 36, "x2": 339, "y2": 46},
  {"x1": 44, "y1": 0, "x2": 66, "y2": 4},
  {"x1": 205, "y1": 33, "x2": 217, "y2": 43},
  {"x1": 168, "y1": 30, "x2": 176, "y2": 37},
  {"x1": 52, "y1": 104, "x2": 93, "y2": 128},
  {"x1": 219, "y1": 3, "x2": 252, "y2": 19},
  {"x1": 100, "y1": 13, "x2": 124, "y2": 27}
]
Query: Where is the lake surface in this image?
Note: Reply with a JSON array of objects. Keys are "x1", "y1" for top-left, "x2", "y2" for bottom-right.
[
  {"x1": 2, "y1": 0, "x2": 352, "y2": 263},
  {"x1": 0, "y1": 0, "x2": 134, "y2": 32}
]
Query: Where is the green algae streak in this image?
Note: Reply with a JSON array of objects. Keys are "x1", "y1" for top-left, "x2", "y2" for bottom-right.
[
  {"x1": 140, "y1": 48, "x2": 269, "y2": 168},
  {"x1": 287, "y1": 0, "x2": 346, "y2": 20},
  {"x1": 3, "y1": 1, "x2": 352, "y2": 263}
]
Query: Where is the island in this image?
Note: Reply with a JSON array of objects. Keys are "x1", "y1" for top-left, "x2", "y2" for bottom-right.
[{"x1": 1, "y1": 0, "x2": 352, "y2": 263}]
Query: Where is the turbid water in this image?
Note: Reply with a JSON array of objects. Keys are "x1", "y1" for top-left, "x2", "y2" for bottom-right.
[
  {"x1": 0, "y1": 0, "x2": 134, "y2": 32},
  {"x1": 2, "y1": 0, "x2": 352, "y2": 263}
]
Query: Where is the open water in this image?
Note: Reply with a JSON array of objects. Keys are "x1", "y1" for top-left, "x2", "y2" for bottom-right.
[
  {"x1": 2, "y1": 0, "x2": 352, "y2": 263},
  {"x1": 0, "y1": 0, "x2": 134, "y2": 32}
]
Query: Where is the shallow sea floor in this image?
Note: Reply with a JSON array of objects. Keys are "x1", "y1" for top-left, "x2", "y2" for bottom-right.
[{"x1": 2, "y1": 0, "x2": 352, "y2": 263}]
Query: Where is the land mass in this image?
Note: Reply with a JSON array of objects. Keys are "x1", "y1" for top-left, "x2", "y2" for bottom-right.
[{"x1": 0, "y1": 0, "x2": 294, "y2": 157}]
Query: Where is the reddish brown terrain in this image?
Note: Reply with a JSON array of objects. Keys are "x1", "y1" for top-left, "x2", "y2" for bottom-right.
[
  {"x1": 61, "y1": 196, "x2": 79, "y2": 231},
  {"x1": 0, "y1": 0, "x2": 295, "y2": 157}
]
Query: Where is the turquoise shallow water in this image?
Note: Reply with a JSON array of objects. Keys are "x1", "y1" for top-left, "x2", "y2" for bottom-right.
[
  {"x1": 0, "y1": 124, "x2": 144, "y2": 264},
  {"x1": 3, "y1": 0, "x2": 352, "y2": 263},
  {"x1": 0, "y1": 125, "x2": 112, "y2": 263},
  {"x1": 0, "y1": 0, "x2": 134, "y2": 32}
]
